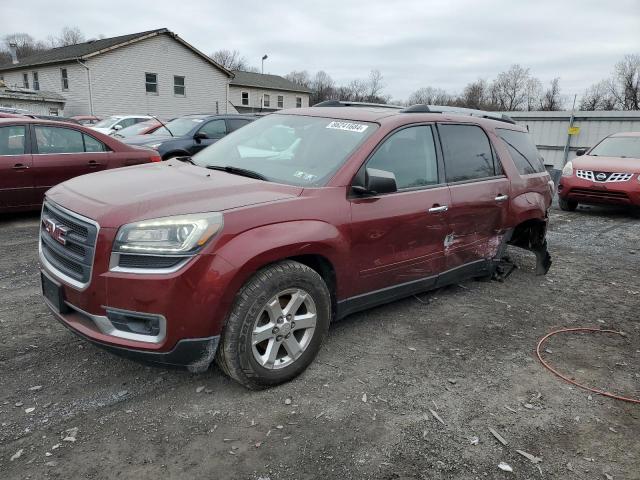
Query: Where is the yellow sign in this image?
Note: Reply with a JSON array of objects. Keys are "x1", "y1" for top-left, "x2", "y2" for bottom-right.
[{"x1": 568, "y1": 126, "x2": 580, "y2": 135}]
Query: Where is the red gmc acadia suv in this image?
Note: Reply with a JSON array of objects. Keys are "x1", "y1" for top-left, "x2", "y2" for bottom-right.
[{"x1": 39, "y1": 102, "x2": 553, "y2": 389}]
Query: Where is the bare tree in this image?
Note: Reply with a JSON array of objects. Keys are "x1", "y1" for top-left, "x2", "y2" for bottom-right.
[
  {"x1": 285, "y1": 70, "x2": 311, "y2": 89},
  {"x1": 459, "y1": 79, "x2": 490, "y2": 109},
  {"x1": 210, "y1": 49, "x2": 254, "y2": 71},
  {"x1": 406, "y1": 86, "x2": 454, "y2": 106},
  {"x1": 0, "y1": 33, "x2": 47, "y2": 64},
  {"x1": 57, "y1": 26, "x2": 85, "y2": 46},
  {"x1": 611, "y1": 54, "x2": 640, "y2": 110},
  {"x1": 365, "y1": 69, "x2": 385, "y2": 101},
  {"x1": 525, "y1": 78, "x2": 542, "y2": 111},
  {"x1": 539, "y1": 78, "x2": 563, "y2": 111},
  {"x1": 490, "y1": 64, "x2": 533, "y2": 111},
  {"x1": 310, "y1": 70, "x2": 336, "y2": 105},
  {"x1": 580, "y1": 80, "x2": 617, "y2": 110}
]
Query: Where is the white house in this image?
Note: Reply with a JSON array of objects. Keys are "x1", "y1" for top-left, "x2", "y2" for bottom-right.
[
  {"x1": 0, "y1": 28, "x2": 233, "y2": 117},
  {"x1": 229, "y1": 70, "x2": 311, "y2": 113}
]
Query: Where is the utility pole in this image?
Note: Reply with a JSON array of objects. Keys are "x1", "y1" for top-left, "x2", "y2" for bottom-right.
[{"x1": 562, "y1": 94, "x2": 578, "y2": 166}]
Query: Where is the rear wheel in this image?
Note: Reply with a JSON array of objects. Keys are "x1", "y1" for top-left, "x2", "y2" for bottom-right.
[
  {"x1": 559, "y1": 197, "x2": 578, "y2": 212},
  {"x1": 216, "y1": 260, "x2": 331, "y2": 389}
]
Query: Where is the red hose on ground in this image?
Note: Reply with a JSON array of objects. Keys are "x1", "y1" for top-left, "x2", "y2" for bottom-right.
[{"x1": 536, "y1": 327, "x2": 640, "y2": 404}]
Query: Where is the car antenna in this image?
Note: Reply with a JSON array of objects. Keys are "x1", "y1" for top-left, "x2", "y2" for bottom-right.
[{"x1": 148, "y1": 114, "x2": 174, "y2": 137}]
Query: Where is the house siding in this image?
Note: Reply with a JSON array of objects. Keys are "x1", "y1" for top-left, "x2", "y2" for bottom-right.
[
  {"x1": 229, "y1": 85, "x2": 309, "y2": 111},
  {"x1": 0, "y1": 63, "x2": 89, "y2": 115},
  {"x1": 86, "y1": 34, "x2": 229, "y2": 117}
]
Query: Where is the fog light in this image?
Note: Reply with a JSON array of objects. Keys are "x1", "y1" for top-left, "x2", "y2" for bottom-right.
[{"x1": 106, "y1": 309, "x2": 162, "y2": 336}]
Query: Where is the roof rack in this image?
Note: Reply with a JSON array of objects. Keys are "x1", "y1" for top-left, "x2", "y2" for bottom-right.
[
  {"x1": 400, "y1": 104, "x2": 516, "y2": 124},
  {"x1": 313, "y1": 100, "x2": 403, "y2": 109}
]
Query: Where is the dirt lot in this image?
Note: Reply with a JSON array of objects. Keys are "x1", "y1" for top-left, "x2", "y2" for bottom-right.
[{"x1": 1, "y1": 205, "x2": 638, "y2": 480}]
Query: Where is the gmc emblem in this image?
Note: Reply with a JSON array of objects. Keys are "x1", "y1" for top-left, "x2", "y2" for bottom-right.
[{"x1": 43, "y1": 218, "x2": 69, "y2": 245}]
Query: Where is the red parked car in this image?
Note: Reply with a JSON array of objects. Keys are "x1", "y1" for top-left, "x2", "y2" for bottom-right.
[
  {"x1": 39, "y1": 103, "x2": 552, "y2": 389},
  {"x1": 558, "y1": 131, "x2": 640, "y2": 211},
  {"x1": 0, "y1": 118, "x2": 160, "y2": 213}
]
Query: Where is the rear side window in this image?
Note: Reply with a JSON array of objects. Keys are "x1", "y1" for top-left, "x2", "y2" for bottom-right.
[
  {"x1": 35, "y1": 126, "x2": 84, "y2": 154},
  {"x1": 227, "y1": 118, "x2": 251, "y2": 132},
  {"x1": 0, "y1": 125, "x2": 26, "y2": 155},
  {"x1": 83, "y1": 134, "x2": 107, "y2": 152},
  {"x1": 366, "y1": 125, "x2": 439, "y2": 189},
  {"x1": 439, "y1": 124, "x2": 497, "y2": 182},
  {"x1": 497, "y1": 128, "x2": 545, "y2": 174},
  {"x1": 199, "y1": 119, "x2": 227, "y2": 137}
]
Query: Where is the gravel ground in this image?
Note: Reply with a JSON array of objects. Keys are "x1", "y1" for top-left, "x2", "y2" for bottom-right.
[{"x1": 0, "y1": 204, "x2": 638, "y2": 480}]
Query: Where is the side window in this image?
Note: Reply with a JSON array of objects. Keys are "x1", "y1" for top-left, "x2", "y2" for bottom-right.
[
  {"x1": 35, "y1": 126, "x2": 84, "y2": 154},
  {"x1": 83, "y1": 134, "x2": 107, "y2": 152},
  {"x1": 366, "y1": 125, "x2": 439, "y2": 190},
  {"x1": 199, "y1": 119, "x2": 227, "y2": 137},
  {"x1": 227, "y1": 119, "x2": 250, "y2": 132},
  {"x1": 116, "y1": 118, "x2": 137, "y2": 129},
  {"x1": 439, "y1": 124, "x2": 496, "y2": 182},
  {"x1": 496, "y1": 128, "x2": 545, "y2": 175},
  {"x1": 0, "y1": 126, "x2": 27, "y2": 155}
]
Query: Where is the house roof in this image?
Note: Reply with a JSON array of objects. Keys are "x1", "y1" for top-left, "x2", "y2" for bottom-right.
[
  {"x1": 0, "y1": 86, "x2": 65, "y2": 103},
  {"x1": 0, "y1": 28, "x2": 232, "y2": 77},
  {"x1": 230, "y1": 70, "x2": 311, "y2": 94}
]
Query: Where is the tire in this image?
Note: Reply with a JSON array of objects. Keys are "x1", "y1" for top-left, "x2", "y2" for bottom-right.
[
  {"x1": 216, "y1": 260, "x2": 331, "y2": 390},
  {"x1": 559, "y1": 197, "x2": 578, "y2": 212}
]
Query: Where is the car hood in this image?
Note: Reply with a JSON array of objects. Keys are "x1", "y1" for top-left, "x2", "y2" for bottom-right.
[
  {"x1": 46, "y1": 161, "x2": 303, "y2": 228},
  {"x1": 573, "y1": 154, "x2": 640, "y2": 173},
  {"x1": 90, "y1": 127, "x2": 113, "y2": 135},
  {"x1": 122, "y1": 134, "x2": 174, "y2": 146}
]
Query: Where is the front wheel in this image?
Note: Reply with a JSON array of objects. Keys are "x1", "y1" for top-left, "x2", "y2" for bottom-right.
[
  {"x1": 559, "y1": 197, "x2": 578, "y2": 212},
  {"x1": 216, "y1": 260, "x2": 331, "y2": 389}
]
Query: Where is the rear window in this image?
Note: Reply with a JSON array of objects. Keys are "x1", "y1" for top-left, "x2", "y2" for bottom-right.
[
  {"x1": 497, "y1": 128, "x2": 545, "y2": 174},
  {"x1": 439, "y1": 124, "x2": 498, "y2": 182}
]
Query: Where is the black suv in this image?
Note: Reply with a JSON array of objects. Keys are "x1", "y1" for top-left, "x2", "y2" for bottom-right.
[{"x1": 122, "y1": 114, "x2": 256, "y2": 160}]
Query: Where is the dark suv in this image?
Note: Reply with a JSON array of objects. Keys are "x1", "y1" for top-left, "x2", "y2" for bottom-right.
[
  {"x1": 122, "y1": 114, "x2": 255, "y2": 160},
  {"x1": 40, "y1": 103, "x2": 553, "y2": 389}
]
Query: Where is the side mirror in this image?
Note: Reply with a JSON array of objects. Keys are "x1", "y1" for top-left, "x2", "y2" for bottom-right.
[
  {"x1": 113, "y1": 124, "x2": 123, "y2": 131},
  {"x1": 353, "y1": 168, "x2": 397, "y2": 196},
  {"x1": 575, "y1": 148, "x2": 587, "y2": 156},
  {"x1": 194, "y1": 132, "x2": 209, "y2": 141}
]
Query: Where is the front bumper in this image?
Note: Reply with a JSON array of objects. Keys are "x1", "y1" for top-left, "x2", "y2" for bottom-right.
[
  {"x1": 44, "y1": 297, "x2": 219, "y2": 371},
  {"x1": 558, "y1": 175, "x2": 640, "y2": 206}
]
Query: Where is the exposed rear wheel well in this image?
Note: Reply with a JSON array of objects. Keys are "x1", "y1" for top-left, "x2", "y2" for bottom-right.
[{"x1": 508, "y1": 218, "x2": 547, "y2": 250}]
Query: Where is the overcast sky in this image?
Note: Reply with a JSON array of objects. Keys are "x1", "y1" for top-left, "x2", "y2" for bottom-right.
[{"x1": 1, "y1": 0, "x2": 638, "y2": 102}]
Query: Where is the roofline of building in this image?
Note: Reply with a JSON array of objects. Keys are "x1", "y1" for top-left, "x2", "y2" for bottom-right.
[
  {"x1": 229, "y1": 81, "x2": 311, "y2": 94},
  {"x1": 0, "y1": 91, "x2": 65, "y2": 103},
  {"x1": 0, "y1": 29, "x2": 233, "y2": 78}
]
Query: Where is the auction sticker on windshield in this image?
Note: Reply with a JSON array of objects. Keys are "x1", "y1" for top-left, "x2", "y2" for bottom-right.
[{"x1": 326, "y1": 121, "x2": 369, "y2": 133}]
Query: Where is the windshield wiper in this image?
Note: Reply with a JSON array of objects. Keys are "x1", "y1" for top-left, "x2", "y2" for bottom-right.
[
  {"x1": 206, "y1": 165, "x2": 267, "y2": 180},
  {"x1": 175, "y1": 156, "x2": 195, "y2": 165}
]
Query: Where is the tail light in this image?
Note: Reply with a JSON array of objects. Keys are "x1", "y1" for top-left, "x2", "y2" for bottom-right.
[{"x1": 150, "y1": 155, "x2": 161, "y2": 163}]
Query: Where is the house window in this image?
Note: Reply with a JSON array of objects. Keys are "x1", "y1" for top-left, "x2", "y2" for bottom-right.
[
  {"x1": 23, "y1": 73, "x2": 29, "y2": 89},
  {"x1": 174, "y1": 75, "x2": 185, "y2": 96},
  {"x1": 277, "y1": 95, "x2": 284, "y2": 108},
  {"x1": 263, "y1": 94, "x2": 270, "y2": 108},
  {"x1": 296, "y1": 97, "x2": 302, "y2": 108},
  {"x1": 61, "y1": 69, "x2": 69, "y2": 90},
  {"x1": 32, "y1": 72, "x2": 40, "y2": 91},
  {"x1": 145, "y1": 73, "x2": 158, "y2": 94},
  {"x1": 49, "y1": 107, "x2": 59, "y2": 116},
  {"x1": 241, "y1": 91, "x2": 249, "y2": 106}
]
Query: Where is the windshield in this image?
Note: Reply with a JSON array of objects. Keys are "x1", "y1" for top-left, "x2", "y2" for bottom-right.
[
  {"x1": 590, "y1": 136, "x2": 640, "y2": 159},
  {"x1": 114, "y1": 121, "x2": 158, "y2": 138},
  {"x1": 93, "y1": 116, "x2": 121, "y2": 128},
  {"x1": 150, "y1": 117, "x2": 204, "y2": 137},
  {"x1": 192, "y1": 114, "x2": 377, "y2": 187}
]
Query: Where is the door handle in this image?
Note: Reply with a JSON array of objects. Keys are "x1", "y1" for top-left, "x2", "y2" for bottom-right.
[
  {"x1": 428, "y1": 205, "x2": 448, "y2": 213},
  {"x1": 12, "y1": 163, "x2": 29, "y2": 170},
  {"x1": 88, "y1": 160, "x2": 98, "y2": 167},
  {"x1": 495, "y1": 194, "x2": 509, "y2": 202}
]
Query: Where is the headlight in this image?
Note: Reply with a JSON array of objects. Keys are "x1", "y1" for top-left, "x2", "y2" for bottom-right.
[
  {"x1": 146, "y1": 143, "x2": 162, "y2": 150},
  {"x1": 113, "y1": 213, "x2": 223, "y2": 255},
  {"x1": 562, "y1": 161, "x2": 573, "y2": 177}
]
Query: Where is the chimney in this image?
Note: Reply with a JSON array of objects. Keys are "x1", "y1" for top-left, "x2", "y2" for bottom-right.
[{"x1": 8, "y1": 43, "x2": 18, "y2": 64}]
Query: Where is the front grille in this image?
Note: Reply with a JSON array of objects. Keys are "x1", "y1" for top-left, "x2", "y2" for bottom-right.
[
  {"x1": 570, "y1": 188, "x2": 629, "y2": 200},
  {"x1": 40, "y1": 202, "x2": 98, "y2": 287},
  {"x1": 576, "y1": 170, "x2": 633, "y2": 183}
]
